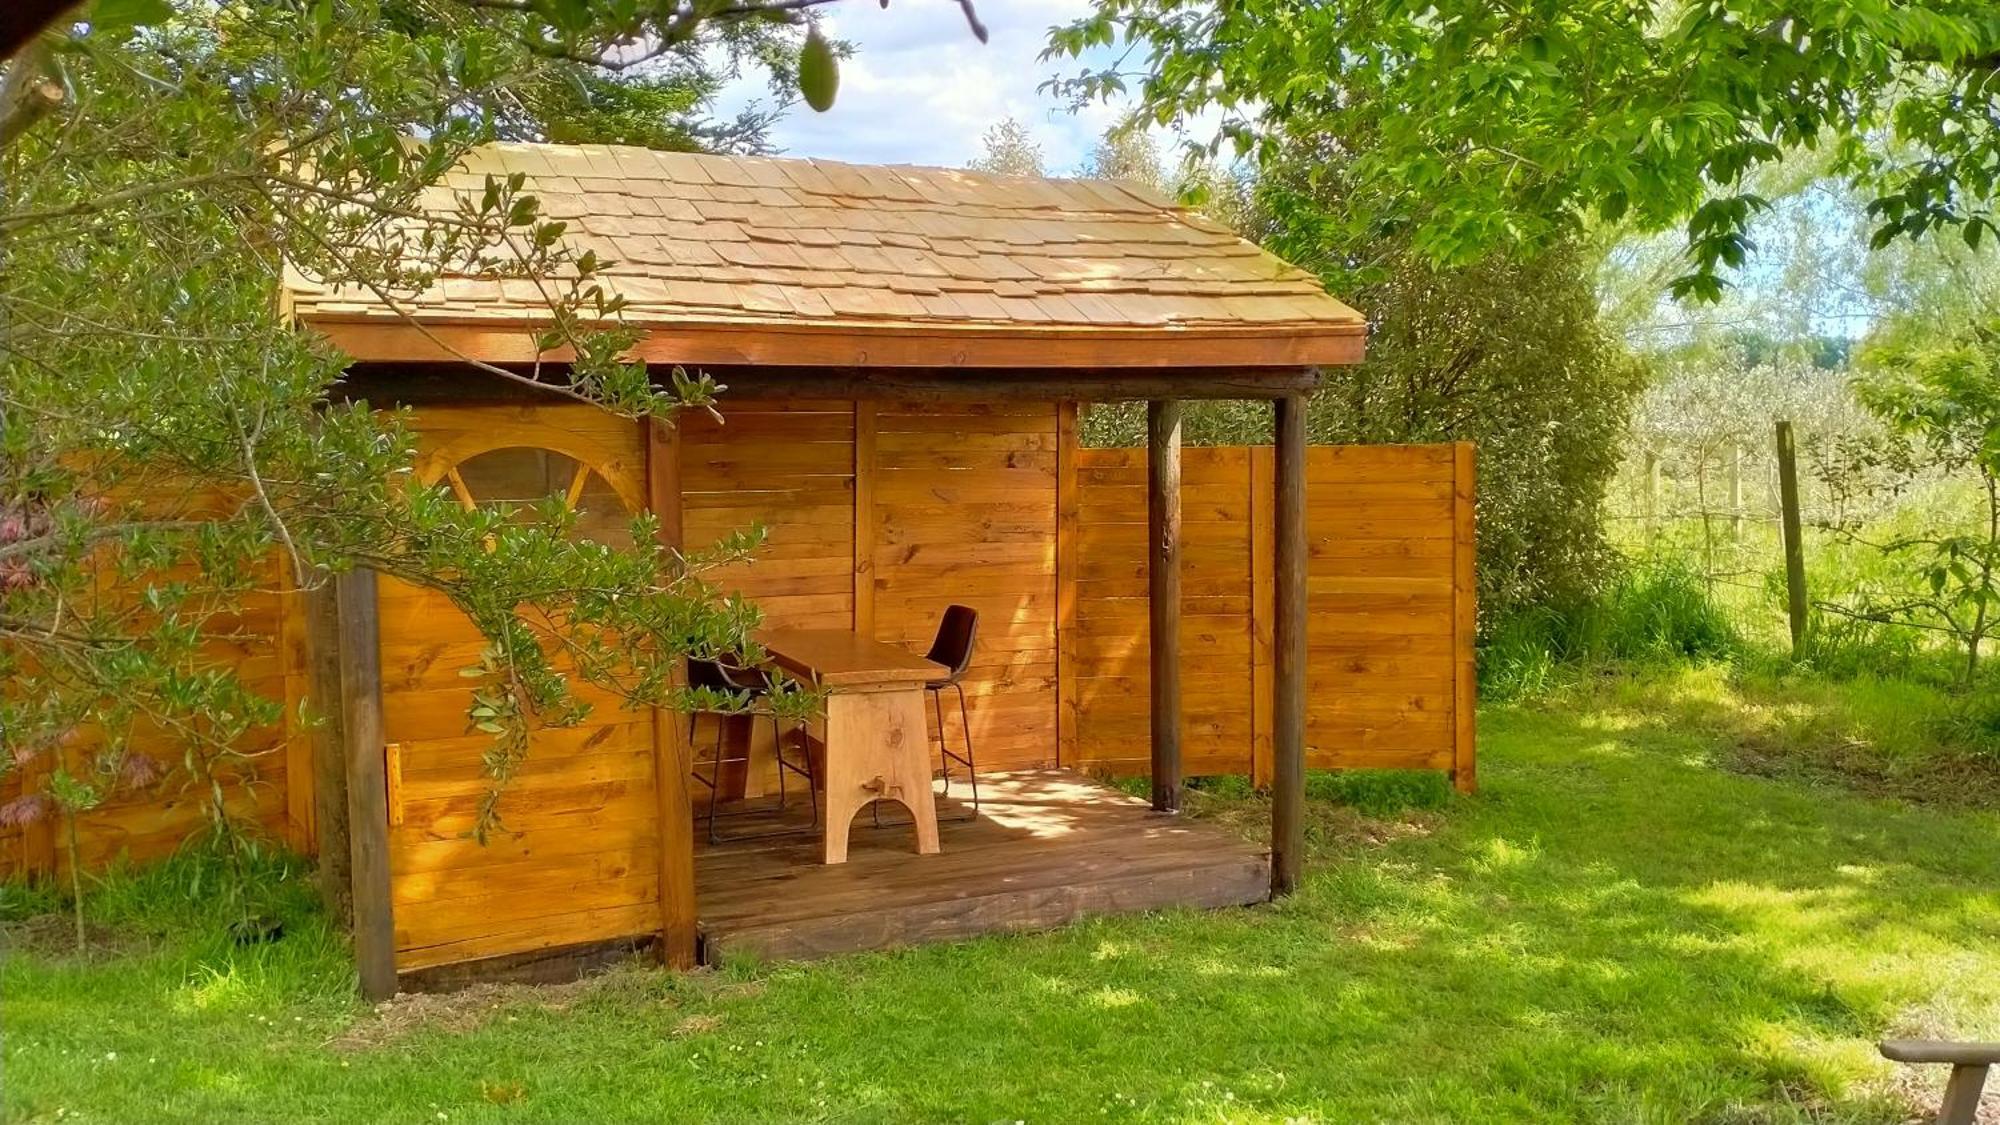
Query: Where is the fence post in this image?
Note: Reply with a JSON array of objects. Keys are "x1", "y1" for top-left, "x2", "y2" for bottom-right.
[
  {"x1": 1728, "y1": 441, "x2": 1745, "y2": 541},
  {"x1": 1644, "y1": 449, "x2": 1661, "y2": 544},
  {"x1": 1775, "y1": 421, "x2": 1809, "y2": 662}
]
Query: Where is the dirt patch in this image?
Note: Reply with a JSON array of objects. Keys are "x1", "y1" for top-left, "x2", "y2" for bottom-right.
[
  {"x1": 1725, "y1": 733, "x2": 2000, "y2": 811},
  {"x1": 672, "y1": 1013, "x2": 723, "y2": 1037},
  {"x1": 1189, "y1": 790, "x2": 1438, "y2": 858},
  {"x1": 329, "y1": 973, "x2": 617, "y2": 1053},
  {"x1": 0, "y1": 913, "x2": 147, "y2": 962}
]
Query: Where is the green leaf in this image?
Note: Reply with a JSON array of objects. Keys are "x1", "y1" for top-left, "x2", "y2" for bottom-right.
[{"x1": 91, "y1": 0, "x2": 171, "y2": 31}]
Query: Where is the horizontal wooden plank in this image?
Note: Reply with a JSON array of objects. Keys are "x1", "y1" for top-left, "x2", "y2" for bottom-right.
[{"x1": 398, "y1": 901, "x2": 659, "y2": 971}]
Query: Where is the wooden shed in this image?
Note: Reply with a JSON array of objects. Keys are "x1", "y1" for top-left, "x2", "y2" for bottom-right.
[{"x1": 2, "y1": 145, "x2": 1475, "y2": 995}]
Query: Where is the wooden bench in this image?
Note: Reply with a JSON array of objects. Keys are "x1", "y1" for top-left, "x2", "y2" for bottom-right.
[{"x1": 1881, "y1": 1040, "x2": 2000, "y2": 1124}]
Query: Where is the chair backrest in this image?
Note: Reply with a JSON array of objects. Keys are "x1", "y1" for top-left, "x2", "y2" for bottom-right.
[
  {"x1": 687, "y1": 655, "x2": 770, "y2": 695},
  {"x1": 925, "y1": 604, "x2": 979, "y2": 680}
]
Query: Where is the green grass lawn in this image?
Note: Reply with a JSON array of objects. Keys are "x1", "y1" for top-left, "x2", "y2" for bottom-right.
[{"x1": 5, "y1": 665, "x2": 1997, "y2": 1123}]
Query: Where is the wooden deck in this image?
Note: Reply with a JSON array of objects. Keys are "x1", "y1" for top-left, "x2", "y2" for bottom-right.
[{"x1": 694, "y1": 770, "x2": 1272, "y2": 963}]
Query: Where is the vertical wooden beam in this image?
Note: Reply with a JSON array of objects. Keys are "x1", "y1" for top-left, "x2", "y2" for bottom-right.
[
  {"x1": 853, "y1": 401, "x2": 877, "y2": 638},
  {"x1": 647, "y1": 417, "x2": 698, "y2": 970},
  {"x1": 334, "y1": 568, "x2": 396, "y2": 1001},
  {"x1": 1775, "y1": 420, "x2": 1809, "y2": 662},
  {"x1": 1271, "y1": 393, "x2": 1308, "y2": 897},
  {"x1": 1249, "y1": 443, "x2": 1276, "y2": 787},
  {"x1": 303, "y1": 575, "x2": 352, "y2": 926},
  {"x1": 1147, "y1": 399, "x2": 1183, "y2": 813},
  {"x1": 1055, "y1": 401, "x2": 1080, "y2": 769},
  {"x1": 1451, "y1": 442, "x2": 1479, "y2": 794}
]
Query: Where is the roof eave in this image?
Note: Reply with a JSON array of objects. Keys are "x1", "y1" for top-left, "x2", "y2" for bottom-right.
[{"x1": 302, "y1": 313, "x2": 1369, "y2": 369}]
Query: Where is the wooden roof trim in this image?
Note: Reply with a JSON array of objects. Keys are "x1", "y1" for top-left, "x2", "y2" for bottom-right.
[{"x1": 308, "y1": 316, "x2": 1367, "y2": 369}]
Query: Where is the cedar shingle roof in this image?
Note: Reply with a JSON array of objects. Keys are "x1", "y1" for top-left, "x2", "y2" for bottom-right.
[{"x1": 286, "y1": 143, "x2": 1366, "y2": 368}]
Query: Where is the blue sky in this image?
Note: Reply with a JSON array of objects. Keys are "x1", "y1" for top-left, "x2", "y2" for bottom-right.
[{"x1": 714, "y1": 0, "x2": 1129, "y2": 173}]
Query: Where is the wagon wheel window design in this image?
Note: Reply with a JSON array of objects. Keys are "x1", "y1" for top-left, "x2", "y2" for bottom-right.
[{"x1": 439, "y1": 446, "x2": 636, "y2": 550}]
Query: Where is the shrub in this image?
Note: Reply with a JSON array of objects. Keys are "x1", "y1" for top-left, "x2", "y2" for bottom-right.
[{"x1": 1480, "y1": 555, "x2": 1740, "y2": 699}]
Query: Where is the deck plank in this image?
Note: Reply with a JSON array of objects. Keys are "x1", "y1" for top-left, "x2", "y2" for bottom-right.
[{"x1": 695, "y1": 769, "x2": 1271, "y2": 962}]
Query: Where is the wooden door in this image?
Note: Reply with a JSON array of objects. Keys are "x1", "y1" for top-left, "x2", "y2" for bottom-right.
[{"x1": 378, "y1": 405, "x2": 663, "y2": 972}]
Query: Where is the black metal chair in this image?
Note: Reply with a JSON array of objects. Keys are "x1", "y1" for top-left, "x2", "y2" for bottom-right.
[
  {"x1": 686, "y1": 656, "x2": 817, "y2": 843},
  {"x1": 925, "y1": 604, "x2": 980, "y2": 819}
]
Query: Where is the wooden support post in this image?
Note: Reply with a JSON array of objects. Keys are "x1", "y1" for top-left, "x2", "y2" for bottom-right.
[
  {"x1": 303, "y1": 575, "x2": 352, "y2": 926},
  {"x1": 1055, "y1": 402, "x2": 1080, "y2": 769},
  {"x1": 1271, "y1": 393, "x2": 1308, "y2": 896},
  {"x1": 1451, "y1": 442, "x2": 1478, "y2": 794},
  {"x1": 334, "y1": 568, "x2": 396, "y2": 1002},
  {"x1": 647, "y1": 417, "x2": 698, "y2": 970},
  {"x1": 1248, "y1": 444, "x2": 1276, "y2": 787},
  {"x1": 1775, "y1": 420, "x2": 1809, "y2": 662},
  {"x1": 1147, "y1": 399, "x2": 1183, "y2": 814}
]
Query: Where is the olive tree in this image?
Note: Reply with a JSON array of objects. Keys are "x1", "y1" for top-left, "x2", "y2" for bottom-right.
[{"x1": 0, "y1": 0, "x2": 986, "y2": 934}]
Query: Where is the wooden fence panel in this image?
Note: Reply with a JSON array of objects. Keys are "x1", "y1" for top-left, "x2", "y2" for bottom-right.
[
  {"x1": 1070, "y1": 447, "x2": 1257, "y2": 777},
  {"x1": 1066, "y1": 441, "x2": 1474, "y2": 784},
  {"x1": 1301, "y1": 445, "x2": 1467, "y2": 776}
]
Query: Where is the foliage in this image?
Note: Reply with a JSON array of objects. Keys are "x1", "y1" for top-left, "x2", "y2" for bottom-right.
[
  {"x1": 1815, "y1": 330, "x2": 2000, "y2": 679},
  {"x1": 1080, "y1": 127, "x2": 1164, "y2": 190},
  {"x1": 968, "y1": 117, "x2": 1045, "y2": 177},
  {"x1": 7, "y1": 677, "x2": 1999, "y2": 1120},
  {"x1": 0, "y1": 0, "x2": 882, "y2": 887},
  {"x1": 1047, "y1": 1, "x2": 2000, "y2": 301},
  {"x1": 1090, "y1": 185, "x2": 1645, "y2": 628},
  {"x1": 1481, "y1": 556, "x2": 1740, "y2": 699}
]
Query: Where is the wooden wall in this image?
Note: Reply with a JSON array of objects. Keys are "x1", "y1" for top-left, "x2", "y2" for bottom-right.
[
  {"x1": 0, "y1": 538, "x2": 312, "y2": 882},
  {"x1": 868, "y1": 403, "x2": 1059, "y2": 770},
  {"x1": 2, "y1": 402, "x2": 1473, "y2": 901},
  {"x1": 677, "y1": 400, "x2": 1060, "y2": 771},
  {"x1": 680, "y1": 399, "x2": 857, "y2": 629},
  {"x1": 1064, "y1": 442, "x2": 1476, "y2": 785}
]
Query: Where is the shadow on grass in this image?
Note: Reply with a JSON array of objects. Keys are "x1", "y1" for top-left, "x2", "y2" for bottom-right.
[{"x1": 5, "y1": 673, "x2": 1998, "y2": 1122}]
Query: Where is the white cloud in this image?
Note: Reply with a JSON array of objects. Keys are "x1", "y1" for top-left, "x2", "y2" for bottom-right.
[{"x1": 713, "y1": 0, "x2": 1123, "y2": 173}]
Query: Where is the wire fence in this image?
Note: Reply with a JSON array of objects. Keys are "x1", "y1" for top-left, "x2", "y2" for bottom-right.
[{"x1": 1605, "y1": 421, "x2": 1871, "y2": 647}]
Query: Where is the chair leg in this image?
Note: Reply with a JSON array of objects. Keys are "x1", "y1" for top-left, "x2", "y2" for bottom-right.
[
  {"x1": 770, "y1": 714, "x2": 788, "y2": 815},
  {"x1": 931, "y1": 687, "x2": 950, "y2": 792},
  {"x1": 798, "y1": 723, "x2": 820, "y2": 830},
  {"x1": 955, "y1": 681, "x2": 979, "y2": 816},
  {"x1": 930, "y1": 681, "x2": 977, "y2": 822},
  {"x1": 704, "y1": 714, "x2": 726, "y2": 845}
]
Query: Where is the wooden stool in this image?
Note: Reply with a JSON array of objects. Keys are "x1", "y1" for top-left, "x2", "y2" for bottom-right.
[{"x1": 1880, "y1": 1039, "x2": 2000, "y2": 1125}]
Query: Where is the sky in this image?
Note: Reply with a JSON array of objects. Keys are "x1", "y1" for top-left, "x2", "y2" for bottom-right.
[{"x1": 712, "y1": 0, "x2": 1132, "y2": 174}]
